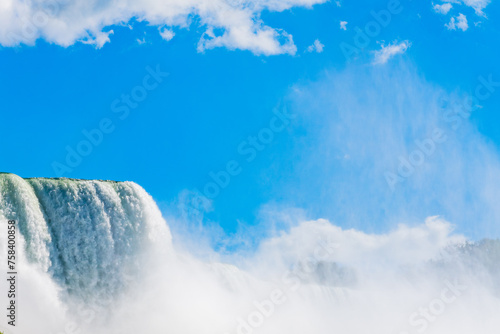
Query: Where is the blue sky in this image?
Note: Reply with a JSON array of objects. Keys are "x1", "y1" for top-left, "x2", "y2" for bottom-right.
[{"x1": 1, "y1": 0, "x2": 499, "y2": 242}]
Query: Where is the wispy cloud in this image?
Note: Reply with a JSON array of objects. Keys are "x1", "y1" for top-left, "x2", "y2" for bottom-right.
[
  {"x1": 340, "y1": 21, "x2": 348, "y2": 30},
  {"x1": 306, "y1": 39, "x2": 324, "y2": 53},
  {"x1": 446, "y1": 13, "x2": 469, "y2": 31},
  {"x1": 459, "y1": 0, "x2": 490, "y2": 16},
  {"x1": 372, "y1": 40, "x2": 411, "y2": 65}
]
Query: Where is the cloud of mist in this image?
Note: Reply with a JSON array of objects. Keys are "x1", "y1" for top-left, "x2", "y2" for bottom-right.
[
  {"x1": 49, "y1": 217, "x2": 500, "y2": 334},
  {"x1": 271, "y1": 60, "x2": 500, "y2": 238}
]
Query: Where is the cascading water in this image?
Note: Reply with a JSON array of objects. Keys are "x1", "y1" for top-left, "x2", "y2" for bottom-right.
[{"x1": 0, "y1": 173, "x2": 171, "y2": 305}]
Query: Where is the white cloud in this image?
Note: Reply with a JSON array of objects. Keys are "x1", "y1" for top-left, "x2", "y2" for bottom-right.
[
  {"x1": 441, "y1": 0, "x2": 490, "y2": 16},
  {"x1": 446, "y1": 13, "x2": 469, "y2": 31},
  {"x1": 340, "y1": 21, "x2": 348, "y2": 30},
  {"x1": 372, "y1": 40, "x2": 411, "y2": 65},
  {"x1": 159, "y1": 27, "x2": 175, "y2": 41},
  {"x1": 433, "y1": 2, "x2": 453, "y2": 14},
  {"x1": 306, "y1": 39, "x2": 324, "y2": 53},
  {"x1": 0, "y1": 0, "x2": 328, "y2": 55},
  {"x1": 458, "y1": 0, "x2": 490, "y2": 16},
  {"x1": 81, "y1": 30, "x2": 114, "y2": 49}
]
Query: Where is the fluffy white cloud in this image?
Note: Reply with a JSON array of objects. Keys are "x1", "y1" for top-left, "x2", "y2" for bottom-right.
[
  {"x1": 340, "y1": 21, "x2": 348, "y2": 30},
  {"x1": 0, "y1": 0, "x2": 327, "y2": 55},
  {"x1": 433, "y1": 0, "x2": 489, "y2": 32},
  {"x1": 306, "y1": 39, "x2": 324, "y2": 53},
  {"x1": 446, "y1": 13, "x2": 469, "y2": 31},
  {"x1": 433, "y1": 2, "x2": 453, "y2": 14},
  {"x1": 159, "y1": 27, "x2": 175, "y2": 41},
  {"x1": 372, "y1": 40, "x2": 411, "y2": 65}
]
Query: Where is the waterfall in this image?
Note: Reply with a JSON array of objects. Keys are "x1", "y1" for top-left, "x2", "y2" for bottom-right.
[{"x1": 0, "y1": 173, "x2": 171, "y2": 303}]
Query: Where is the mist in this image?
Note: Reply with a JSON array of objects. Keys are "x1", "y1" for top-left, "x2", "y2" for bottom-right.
[
  {"x1": 269, "y1": 61, "x2": 500, "y2": 238},
  {"x1": 39, "y1": 217, "x2": 500, "y2": 334}
]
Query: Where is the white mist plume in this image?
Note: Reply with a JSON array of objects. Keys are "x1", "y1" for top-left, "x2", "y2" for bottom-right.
[
  {"x1": 273, "y1": 62, "x2": 500, "y2": 239},
  {"x1": 77, "y1": 216, "x2": 500, "y2": 334}
]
